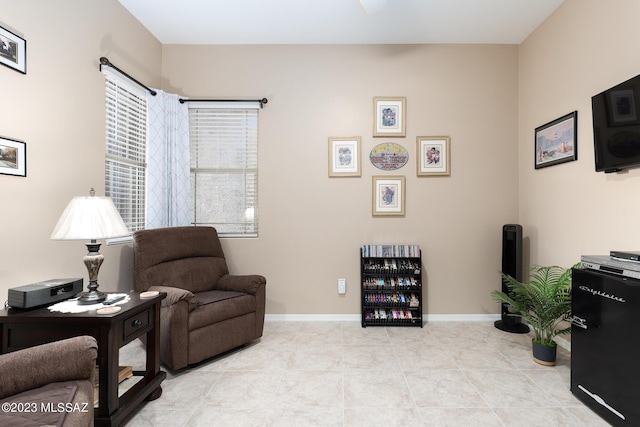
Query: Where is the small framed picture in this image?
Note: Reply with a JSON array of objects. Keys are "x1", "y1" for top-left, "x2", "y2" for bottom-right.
[
  {"x1": 0, "y1": 136, "x2": 26, "y2": 177},
  {"x1": 0, "y1": 25, "x2": 26, "y2": 74},
  {"x1": 373, "y1": 97, "x2": 406, "y2": 137},
  {"x1": 534, "y1": 111, "x2": 577, "y2": 169},
  {"x1": 417, "y1": 136, "x2": 450, "y2": 176},
  {"x1": 372, "y1": 175, "x2": 405, "y2": 216},
  {"x1": 328, "y1": 137, "x2": 361, "y2": 177}
]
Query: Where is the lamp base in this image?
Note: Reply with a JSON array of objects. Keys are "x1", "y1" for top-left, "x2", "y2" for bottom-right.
[
  {"x1": 78, "y1": 290, "x2": 107, "y2": 305},
  {"x1": 80, "y1": 242, "x2": 107, "y2": 305}
]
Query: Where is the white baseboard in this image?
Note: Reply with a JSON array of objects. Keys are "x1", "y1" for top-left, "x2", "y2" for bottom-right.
[{"x1": 265, "y1": 314, "x2": 501, "y2": 322}]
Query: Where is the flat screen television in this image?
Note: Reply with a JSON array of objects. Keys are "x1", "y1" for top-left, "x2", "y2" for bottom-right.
[{"x1": 592, "y1": 73, "x2": 640, "y2": 173}]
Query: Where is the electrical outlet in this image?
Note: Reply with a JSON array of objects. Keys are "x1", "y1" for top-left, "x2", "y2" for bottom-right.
[{"x1": 338, "y1": 278, "x2": 346, "y2": 294}]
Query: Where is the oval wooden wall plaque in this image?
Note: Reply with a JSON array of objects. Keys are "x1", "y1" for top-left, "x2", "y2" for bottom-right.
[{"x1": 369, "y1": 142, "x2": 409, "y2": 170}]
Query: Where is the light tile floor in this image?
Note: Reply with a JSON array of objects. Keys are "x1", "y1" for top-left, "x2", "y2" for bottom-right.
[{"x1": 120, "y1": 321, "x2": 610, "y2": 427}]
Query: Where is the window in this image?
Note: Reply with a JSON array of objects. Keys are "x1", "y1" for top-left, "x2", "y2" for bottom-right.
[
  {"x1": 103, "y1": 70, "x2": 148, "y2": 233},
  {"x1": 189, "y1": 103, "x2": 259, "y2": 237}
]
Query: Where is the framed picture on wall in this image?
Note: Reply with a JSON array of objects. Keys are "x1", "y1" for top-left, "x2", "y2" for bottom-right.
[
  {"x1": 417, "y1": 136, "x2": 450, "y2": 176},
  {"x1": 328, "y1": 136, "x2": 361, "y2": 177},
  {"x1": 534, "y1": 111, "x2": 577, "y2": 169},
  {"x1": 373, "y1": 97, "x2": 406, "y2": 137},
  {"x1": 0, "y1": 25, "x2": 26, "y2": 74},
  {"x1": 0, "y1": 136, "x2": 26, "y2": 177},
  {"x1": 372, "y1": 175, "x2": 405, "y2": 216}
]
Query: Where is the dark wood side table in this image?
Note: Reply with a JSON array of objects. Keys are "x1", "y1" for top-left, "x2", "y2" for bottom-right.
[{"x1": 0, "y1": 292, "x2": 167, "y2": 427}]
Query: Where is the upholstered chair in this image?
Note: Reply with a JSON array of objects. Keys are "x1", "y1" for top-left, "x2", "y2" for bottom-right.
[
  {"x1": 0, "y1": 336, "x2": 97, "y2": 427},
  {"x1": 132, "y1": 226, "x2": 266, "y2": 370}
]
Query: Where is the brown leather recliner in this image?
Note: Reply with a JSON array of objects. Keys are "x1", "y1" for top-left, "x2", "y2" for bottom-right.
[{"x1": 132, "y1": 226, "x2": 266, "y2": 370}]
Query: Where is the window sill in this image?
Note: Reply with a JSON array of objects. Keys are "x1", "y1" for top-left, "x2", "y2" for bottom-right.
[{"x1": 106, "y1": 235, "x2": 133, "y2": 245}]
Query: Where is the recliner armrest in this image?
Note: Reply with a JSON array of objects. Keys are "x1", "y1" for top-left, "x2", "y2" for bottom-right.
[
  {"x1": 149, "y1": 285, "x2": 197, "y2": 311},
  {"x1": 217, "y1": 274, "x2": 266, "y2": 295}
]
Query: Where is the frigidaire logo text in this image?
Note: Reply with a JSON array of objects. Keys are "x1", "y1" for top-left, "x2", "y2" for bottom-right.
[{"x1": 579, "y1": 285, "x2": 626, "y2": 303}]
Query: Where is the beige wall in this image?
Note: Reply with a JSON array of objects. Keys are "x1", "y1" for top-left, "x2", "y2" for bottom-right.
[
  {"x1": 0, "y1": 1, "x2": 161, "y2": 296},
  {"x1": 5, "y1": 0, "x2": 584, "y2": 317},
  {"x1": 163, "y1": 44, "x2": 520, "y2": 315},
  {"x1": 519, "y1": 0, "x2": 640, "y2": 268},
  {"x1": 2, "y1": 0, "x2": 638, "y2": 318}
]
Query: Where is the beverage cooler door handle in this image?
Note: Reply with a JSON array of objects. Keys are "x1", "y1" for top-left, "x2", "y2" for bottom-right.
[{"x1": 570, "y1": 315, "x2": 587, "y2": 329}]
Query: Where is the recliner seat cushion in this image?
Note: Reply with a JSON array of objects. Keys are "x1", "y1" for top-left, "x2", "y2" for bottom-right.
[
  {"x1": 194, "y1": 289, "x2": 247, "y2": 305},
  {"x1": 188, "y1": 290, "x2": 256, "y2": 330},
  {"x1": 0, "y1": 381, "x2": 82, "y2": 427}
]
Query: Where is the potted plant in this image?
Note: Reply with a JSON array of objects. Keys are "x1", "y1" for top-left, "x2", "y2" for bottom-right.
[{"x1": 492, "y1": 264, "x2": 575, "y2": 366}]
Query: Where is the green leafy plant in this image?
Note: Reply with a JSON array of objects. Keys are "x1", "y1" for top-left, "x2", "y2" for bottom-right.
[{"x1": 492, "y1": 264, "x2": 575, "y2": 347}]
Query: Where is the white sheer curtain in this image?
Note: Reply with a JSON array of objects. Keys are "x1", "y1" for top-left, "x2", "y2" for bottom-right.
[{"x1": 146, "y1": 90, "x2": 191, "y2": 228}]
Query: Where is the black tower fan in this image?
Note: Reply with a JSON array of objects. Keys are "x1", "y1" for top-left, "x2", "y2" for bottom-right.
[{"x1": 494, "y1": 224, "x2": 530, "y2": 333}]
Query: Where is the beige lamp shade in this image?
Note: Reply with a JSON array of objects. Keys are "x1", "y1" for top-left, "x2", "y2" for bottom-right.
[{"x1": 51, "y1": 195, "x2": 129, "y2": 241}]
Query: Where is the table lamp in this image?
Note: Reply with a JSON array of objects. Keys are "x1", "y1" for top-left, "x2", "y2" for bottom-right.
[{"x1": 50, "y1": 188, "x2": 130, "y2": 305}]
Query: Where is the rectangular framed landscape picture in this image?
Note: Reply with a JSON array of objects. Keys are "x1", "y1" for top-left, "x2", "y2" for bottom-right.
[
  {"x1": 0, "y1": 25, "x2": 26, "y2": 74},
  {"x1": 0, "y1": 136, "x2": 26, "y2": 177},
  {"x1": 373, "y1": 96, "x2": 406, "y2": 137},
  {"x1": 328, "y1": 136, "x2": 361, "y2": 177},
  {"x1": 372, "y1": 175, "x2": 405, "y2": 216},
  {"x1": 534, "y1": 111, "x2": 577, "y2": 169},
  {"x1": 417, "y1": 136, "x2": 450, "y2": 176}
]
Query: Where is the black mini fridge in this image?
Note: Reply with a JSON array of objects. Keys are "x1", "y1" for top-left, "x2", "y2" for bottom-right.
[{"x1": 571, "y1": 267, "x2": 640, "y2": 426}]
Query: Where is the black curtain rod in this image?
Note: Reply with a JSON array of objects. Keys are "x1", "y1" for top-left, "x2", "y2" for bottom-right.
[
  {"x1": 179, "y1": 98, "x2": 268, "y2": 108},
  {"x1": 99, "y1": 57, "x2": 157, "y2": 96}
]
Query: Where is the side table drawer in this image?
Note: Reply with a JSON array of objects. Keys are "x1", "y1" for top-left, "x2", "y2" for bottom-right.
[{"x1": 124, "y1": 309, "x2": 150, "y2": 340}]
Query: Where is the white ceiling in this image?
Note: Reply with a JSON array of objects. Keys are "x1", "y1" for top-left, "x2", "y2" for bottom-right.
[{"x1": 118, "y1": 0, "x2": 565, "y2": 45}]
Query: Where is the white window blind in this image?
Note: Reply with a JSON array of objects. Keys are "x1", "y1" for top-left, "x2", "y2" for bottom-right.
[
  {"x1": 104, "y1": 70, "x2": 147, "y2": 233},
  {"x1": 189, "y1": 103, "x2": 259, "y2": 237}
]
